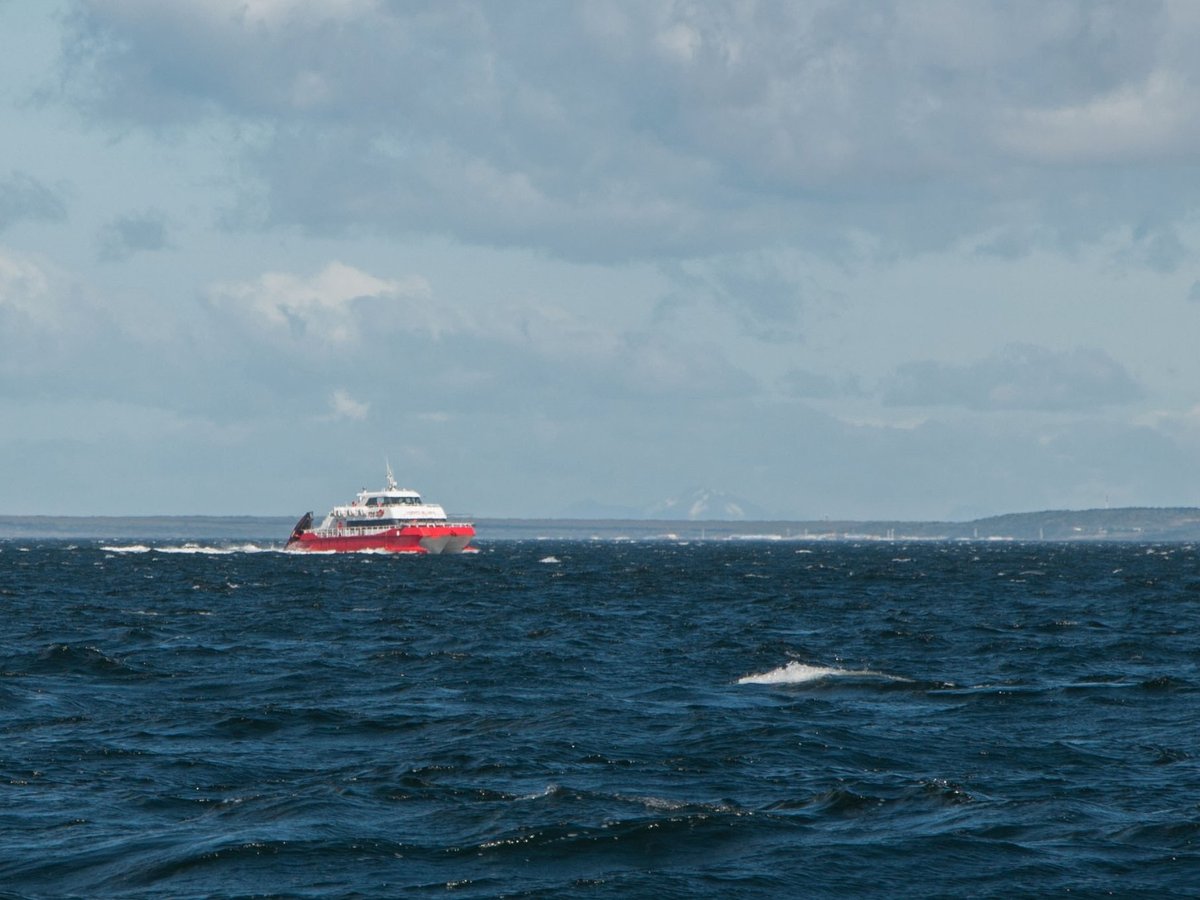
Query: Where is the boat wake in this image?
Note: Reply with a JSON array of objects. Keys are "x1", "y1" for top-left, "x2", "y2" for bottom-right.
[{"x1": 100, "y1": 543, "x2": 280, "y2": 555}]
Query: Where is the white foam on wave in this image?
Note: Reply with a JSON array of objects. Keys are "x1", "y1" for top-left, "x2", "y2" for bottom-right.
[
  {"x1": 103, "y1": 543, "x2": 281, "y2": 555},
  {"x1": 737, "y1": 660, "x2": 910, "y2": 685},
  {"x1": 517, "y1": 784, "x2": 561, "y2": 801},
  {"x1": 157, "y1": 543, "x2": 274, "y2": 555},
  {"x1": 539, "y1": 556, "x2": 561, "y2": 564},
  {"x1": 613, "y1": 793, "x2": 740, "y2": 815}
]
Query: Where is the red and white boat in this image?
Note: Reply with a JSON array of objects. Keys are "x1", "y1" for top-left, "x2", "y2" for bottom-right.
[{"x1": 285, "y1": 466, "x2": 475, "y2": 553}]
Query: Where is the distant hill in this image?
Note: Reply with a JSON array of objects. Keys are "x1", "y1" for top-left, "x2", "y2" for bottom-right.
[
  {"x1": 962, "y1": 507, "x2": 1200, "y2": 542},
  {"x1": 482, "y1": 507, "x2": 1200, "y2": 542}
]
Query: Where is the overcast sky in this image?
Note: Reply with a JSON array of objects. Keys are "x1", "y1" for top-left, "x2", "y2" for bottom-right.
[{"x1": 3, "y1": 0, "x2": 1200, "y2": 519}]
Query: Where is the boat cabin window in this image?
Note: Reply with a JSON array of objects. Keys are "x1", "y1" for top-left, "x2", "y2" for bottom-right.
[{"x1": 359, "y1": 495, "x2": 427, "y2": 507}]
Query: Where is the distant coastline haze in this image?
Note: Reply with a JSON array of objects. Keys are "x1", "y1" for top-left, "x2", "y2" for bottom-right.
[{"x1": 5, "y1": 507, "x2": 1200, "y2": 543}]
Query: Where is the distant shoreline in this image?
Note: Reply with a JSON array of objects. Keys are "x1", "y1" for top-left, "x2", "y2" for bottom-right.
[{"x1": 3, "y1": 507, "x2": 1200, "y2": 542}]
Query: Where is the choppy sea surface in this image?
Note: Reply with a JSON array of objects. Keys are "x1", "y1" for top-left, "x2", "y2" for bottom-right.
[{"x1": 2, "y1": 538, "x2": 1199, "y2": 898}]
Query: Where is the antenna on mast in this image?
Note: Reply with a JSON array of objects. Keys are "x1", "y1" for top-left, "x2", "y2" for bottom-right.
[{"x1": 385, "y1": 457, "x2": 398, "y2": 491}]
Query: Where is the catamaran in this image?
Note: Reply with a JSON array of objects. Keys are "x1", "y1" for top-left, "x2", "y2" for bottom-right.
[{"x1": 285, "y1": 466, "x2": 475, "y2": 553}]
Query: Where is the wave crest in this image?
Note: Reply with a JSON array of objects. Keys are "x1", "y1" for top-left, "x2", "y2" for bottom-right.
[
  {"x1": 101, "y1": 543, "x2": 276, "y2": 554},
  {"x1": 737, "y1": 661, "x2": 909, "y2": 685}
]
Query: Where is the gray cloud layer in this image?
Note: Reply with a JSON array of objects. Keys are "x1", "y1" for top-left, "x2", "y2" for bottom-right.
[
  {"x1": 883, "y1": 344, "x2": 1143, "y2": 411},
  {"x1": 60, "y1": 1, "x2": 1200, "y2": 263},
  {"x1": 97, "y1": 209, "x2": 170, "y2": 261},
  {"x1": 0, "y1": 171, "x2": 66, "y2": 232}
]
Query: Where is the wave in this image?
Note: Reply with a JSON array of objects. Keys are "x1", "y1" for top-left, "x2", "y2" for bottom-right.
[
  {"x1": 101, "y1": 543, "x2": 279, "y2": 555},
  {"x1": 26, "y1": 643, "x2": 142, "y2": 678},
  {"x1": 158, "y1": 543, "x2": 276, "y2": 555},
  {"x1": 737, "y1": 660, "x2": 911, "y2": 686},
  {"x1": 467, "y1": 806, "x2": 751, "y2": 860}
]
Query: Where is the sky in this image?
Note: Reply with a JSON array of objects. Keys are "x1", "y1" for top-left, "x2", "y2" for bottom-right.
[{"x1": 2, "y1": 0, "x2": 1200, "y2": 520}]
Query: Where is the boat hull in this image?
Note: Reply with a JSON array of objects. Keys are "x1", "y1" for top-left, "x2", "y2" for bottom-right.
[{"x1": 286, "y1": 524, "x2": 475, "y2": 554}]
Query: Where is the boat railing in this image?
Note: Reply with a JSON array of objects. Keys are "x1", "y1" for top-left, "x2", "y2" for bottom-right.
[{"x1": 314, "y1": 519, "x2": 473, "y2": 537}]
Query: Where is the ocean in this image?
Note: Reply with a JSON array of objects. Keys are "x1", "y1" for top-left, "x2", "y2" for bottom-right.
[{"x1": 2, "y1": 537, "x2": 1198, "y2": 897}]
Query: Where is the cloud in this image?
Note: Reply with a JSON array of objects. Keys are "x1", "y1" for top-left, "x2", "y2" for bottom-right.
[
  {"x1": 607, "y1": 331, "x2": 758, "y2": 399},
  {"x1": 0, "y1": 245, "x2": 758, "y2": 439},
  {"x1": 1117, "y1": 220, "x2": 1188, "y2": 273},
  {"x1": 194, "y1": 258, "x2": 760, "y2": 424},
  {"x1": 882, "y1": 344, "x2": 1144, "y2": 411},
  {"x1": 205, "y1": 261, "x2": 438, "y2": 346},
  {"x1": 1000, "y1": 70, "x2": 1200, "y2": 166},
  {"x1": 97, "y1": 209, "x2": 170, "y2": 261},
  {"x1": 657, "y1": 256, "x2": 812, "y2": 341},
  {"x1": 329, "y1": 388, "x2": 368, "y2": 421},
  {"x1": 0, "y1": 246, "x2": 249, "y2": 432},
  {"x1": 0, "y1": 247, "x2": 148, "y2": 400},
  {"x1": 779, "y1": 367, "x2": 863, "y2": 400},
  {"x1": 198, "y1": 0, "x2": 378, "y2": 27},
  {"x1": 0, "y1": 248, "x2": 55, "y2": 326},
  {"x1": 58, "y1": 1, "x2": 1200, "y2": 265},
  {"x1": 459, "y1": 290, "x2": 760, "y2": 402},
  {"x1": 0, "y1": 172, "x2": 67, "y2": 232}
]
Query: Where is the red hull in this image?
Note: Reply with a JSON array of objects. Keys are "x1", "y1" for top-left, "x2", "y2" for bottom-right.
[{"x1": 286, "y1": 524, "x2": 475, "y2": 554}]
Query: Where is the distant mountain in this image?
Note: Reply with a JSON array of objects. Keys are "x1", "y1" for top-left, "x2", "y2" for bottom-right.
[{"x1": 644, "y1": 487, "x2": 767, "y2": 521}]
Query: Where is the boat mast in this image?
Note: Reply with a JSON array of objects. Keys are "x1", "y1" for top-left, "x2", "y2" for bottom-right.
[{"x1": 385, "y1": 458, "x2": 398, "y2": 491}]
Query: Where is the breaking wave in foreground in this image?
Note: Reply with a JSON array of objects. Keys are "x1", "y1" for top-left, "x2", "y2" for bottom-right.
[{"x1": 737, "y1": 660, "x2": 911, "y2": 685}]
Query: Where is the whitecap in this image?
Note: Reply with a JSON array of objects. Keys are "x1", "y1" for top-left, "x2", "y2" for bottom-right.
[
  {"x1": 157, "y1": 543, "x2": 273, "y2": 555},
  {"x1": 539, "y1": 556, "x2": 561, "y2": 564},
  {"x1": 737, "y1": 660, "x2": 910, "y2": 686},
  {"x1": 517, "y1": 784, "x2": 561, "y2": 801},
  {"x1": 100, "y1": 542, "x2": 279, "y2": 555}
]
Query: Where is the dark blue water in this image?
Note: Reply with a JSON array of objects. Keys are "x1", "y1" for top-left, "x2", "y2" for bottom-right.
[{"x1": 2, "y1": 539, "x2": 1199, "y2": 898}]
